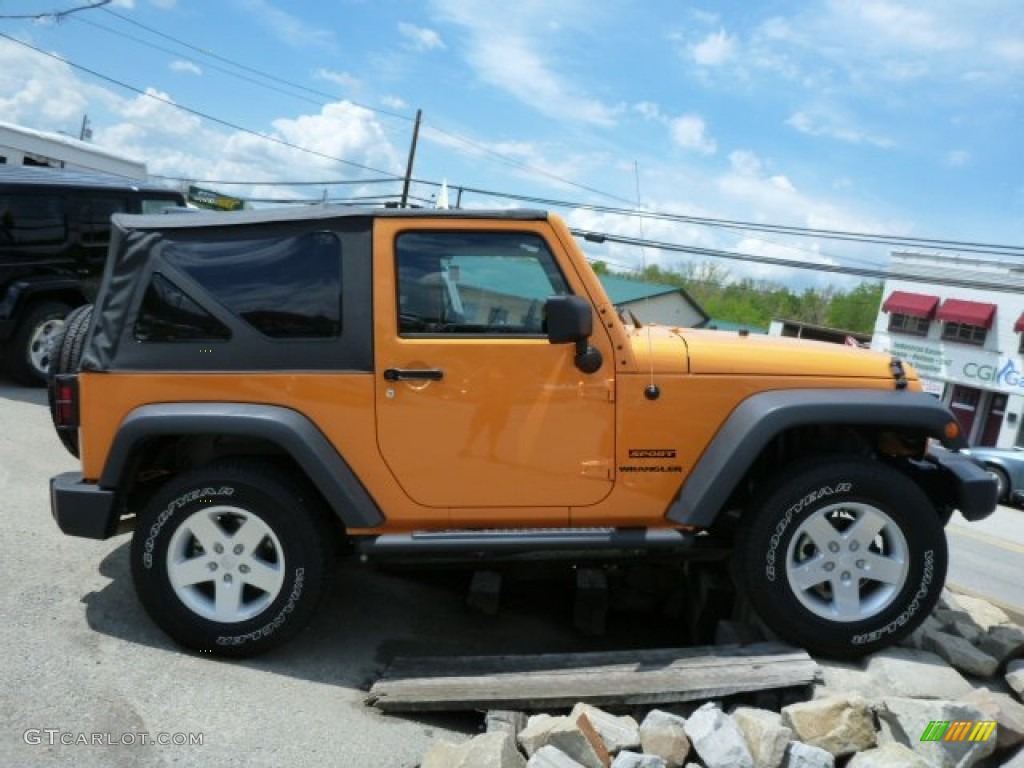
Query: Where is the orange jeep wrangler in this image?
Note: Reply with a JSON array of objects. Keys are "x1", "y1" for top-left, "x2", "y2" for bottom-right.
[{"x1": 48, "y1": 206, "x2": 996, "y2": 658}]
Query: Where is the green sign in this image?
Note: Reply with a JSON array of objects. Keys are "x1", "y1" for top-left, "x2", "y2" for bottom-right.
[{"x1": 187, "y1": 185, "x2": 245, "y2": 211}]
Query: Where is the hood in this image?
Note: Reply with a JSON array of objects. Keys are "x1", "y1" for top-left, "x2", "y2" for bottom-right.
[
  {"x1": 626, "y1": 325, "x2": 689, "y2": 373},
  {"x1": 627, "y1": 326, "x2": 912, "y2": 380}
]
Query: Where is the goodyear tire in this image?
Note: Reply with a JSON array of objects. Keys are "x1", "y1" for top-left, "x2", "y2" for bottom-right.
[
  {"x1": 6, "y1": 300, "x2": 71, "y2": 386},
  {"x1": 736, "y1": 458, "x2": 946, "y2": 658},
  {"x1": 47, "y1": 304, "x2": 93, "y2": 457},
  {"x1": 131, "y1": 462, "x2": 335, "y2": 658}
]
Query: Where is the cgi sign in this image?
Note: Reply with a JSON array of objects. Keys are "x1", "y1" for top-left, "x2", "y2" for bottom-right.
[{"x1": 962, "y1": 359, "x2": 1024, "y2": 389}]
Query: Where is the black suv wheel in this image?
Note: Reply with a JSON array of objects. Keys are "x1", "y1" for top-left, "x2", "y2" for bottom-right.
[{"x1": 6, "y1": 300, "x2": 70, "y2": 386}]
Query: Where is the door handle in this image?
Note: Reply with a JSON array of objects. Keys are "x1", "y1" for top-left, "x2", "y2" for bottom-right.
[{"x1": 383, "y1": 368, "x2": 444, "y2": 382}]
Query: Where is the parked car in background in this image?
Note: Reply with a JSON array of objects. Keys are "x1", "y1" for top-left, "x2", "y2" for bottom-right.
[
  {"x1": 961, "y1": 446, "x2": 1024, "y2": 505},
  {"x1": 0, "y1": 166, "x2": 184, "y2": 385}
]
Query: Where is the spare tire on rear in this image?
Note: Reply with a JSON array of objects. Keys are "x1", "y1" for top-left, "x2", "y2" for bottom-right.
[{"x1": 47, "y1": 304, "x2": 93, "y2": 458}]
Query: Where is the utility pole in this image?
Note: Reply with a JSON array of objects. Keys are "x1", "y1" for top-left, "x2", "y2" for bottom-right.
[
  {"x1": 400, "y1": 109, "x2": 422, "y2": 208},
  {"x1": 78, "y1": 114, "x2": 91, "y2": 141}
]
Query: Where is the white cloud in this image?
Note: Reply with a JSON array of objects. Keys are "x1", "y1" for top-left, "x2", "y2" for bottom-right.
[
  {"x1": 994, "y1": 38, "x2": 1024, "y2": 64},
  {"x1": 169, "y1": 59, "x2": 201, "y2": 76},
  {"x1": 315, "y1": 68, "x2": 359, "y2": 91},
  {"x1": 632, "y1": 102, "x2": 663, "y2": 121},
  {"x1": 669, "y1": 115, "x2": 716, "y2": 155},
  {"x1": 398, "y1": 22, "x2": 446, "y2": 51},
  {"x1": 729, "y1": 150, "x2": 763, "y2": 177},
  {"x1": 787, "y1": 109, "x2": 894, "y2": 148},
  {"x1": 432, "y1": 0, "x2": 618, "y2": 126},
  {"x1": 692, "y1": 29, "x2": 736, "y2": 66},
  {"x1": 0, "y1": 40, "x2": 401, "y2": 199},
  {"x1": 381, "y1": 95, "x2": 408, "y2": 111}
]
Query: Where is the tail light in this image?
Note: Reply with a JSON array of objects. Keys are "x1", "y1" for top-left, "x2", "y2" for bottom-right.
[{"x1": 53, "y1": 374, "x2": 80, "y2": 429}]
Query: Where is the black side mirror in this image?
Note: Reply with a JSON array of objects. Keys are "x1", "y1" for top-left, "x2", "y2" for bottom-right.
[
  {"x1": 545, "y1": 295, "x2": 602, "y2": 374},
  {"x1": 545, "y1": 295, "x2": 592, "y2": 343}
]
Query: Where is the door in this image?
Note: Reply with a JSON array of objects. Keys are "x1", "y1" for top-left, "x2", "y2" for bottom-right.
[
  {"x1": 949, "y1": 385, "x2": 980, "y2": 442},
  {"x1": 373, "y1": 223, "x2": 615, "y2": 512},
  {"x1": 979, "y1": 392, "x2": 1007, "y2": 447}
]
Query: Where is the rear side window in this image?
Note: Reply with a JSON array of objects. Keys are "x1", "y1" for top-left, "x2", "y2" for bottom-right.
[
  {"x1": 0, "y1": 194, "x2": 67, "y2": 247},
  {"x1": 136, "y1": 273, "x2": 231, "y2": 342},
  {"x1": 162, "y1": 231, "x2": 342, "y2": 339}
]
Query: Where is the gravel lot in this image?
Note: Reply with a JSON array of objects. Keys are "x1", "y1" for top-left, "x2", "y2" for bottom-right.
[{"x1": 0, "y1": 380, "x2": 649, "y2": 768}]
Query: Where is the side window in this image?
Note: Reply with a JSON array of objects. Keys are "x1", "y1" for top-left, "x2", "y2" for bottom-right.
[
  {"x1": 80, "y1": 196, "x2": 128, "y2": 247},
  {"x1": 395, "y1": 231, "x2": 570, "y2": 336},
  {"x1": 164, "y1": 231, "x2": 342, "y2": 339},
  {"x1": 140, "y1": 197, "x2": 184, "y2": 214},
  {"x1": 135, "y1": 272, "x2": 231, "y2": 341},
  {"x1": 0, "y1": 194, "x2": 67, "y2": 247}
]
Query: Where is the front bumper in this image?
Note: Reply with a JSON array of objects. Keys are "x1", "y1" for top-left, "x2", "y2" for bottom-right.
[
  {"x1": 930, "y1": 450, "x2": 998, "y2": 521},
  {"x1": 50, "y1": 472, "x2": 119, "y2": 539}
]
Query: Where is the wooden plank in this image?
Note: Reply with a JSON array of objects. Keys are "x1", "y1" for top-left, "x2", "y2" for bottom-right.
[{"x1": 367, "y1": 642, "x2": 818, "y2": 713}]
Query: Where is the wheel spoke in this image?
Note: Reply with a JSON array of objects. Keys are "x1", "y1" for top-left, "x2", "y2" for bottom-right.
[
  {"x1": 213, "y1": 577, "x2": 244, "y2": 622},
  {"x1": 232, "y1": 516, "x2": 270, "y2": 555},
  {"x1": 799, "y1": 513, "x2": 840, "y2": 553},
  {"x1": 788, "y1": 557, "x2": 832, "y2": 592},
  {"x1": 832, "y1": 577, "x2": 862, "y2": 619},
  {"x1": 185, "y1": 512, "x2": 224, "y2": 553},
  {"x1": 844, "y1": 508, "x2": 887, "y2": 550},
  {"x1": 859, "y1": 552, "x2": 904, "y2": 585},
  {"x1": 169, "y1": 556, "x2": 213, "y2": 589},
  {"x1": 242, "y1": 560, "x2": 283, "y2": 594}
]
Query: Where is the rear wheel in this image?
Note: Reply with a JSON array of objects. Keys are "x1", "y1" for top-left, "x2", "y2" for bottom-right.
[
  {"x1": 130, "y1": 462, "x2": 335, "y2": 658},
  {"x1": 736, "y1": 458, "x2": 947, "y2": 658},
  {"x1": 5, "y1": 300, "x2": 70, "y2": 386}
]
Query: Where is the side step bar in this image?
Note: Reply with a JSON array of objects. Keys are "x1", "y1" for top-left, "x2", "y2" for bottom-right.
[{"x1": 355, "y1": 528, "x2": 729, "y2": 562}]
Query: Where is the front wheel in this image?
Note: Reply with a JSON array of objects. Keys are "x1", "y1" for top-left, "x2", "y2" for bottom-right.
[
  {"x1": 735, "y1": 458, "x2": 947, "y2": 658},
  {"x1": 130, "y1": 462, "x2": 335, "y2": 658}
]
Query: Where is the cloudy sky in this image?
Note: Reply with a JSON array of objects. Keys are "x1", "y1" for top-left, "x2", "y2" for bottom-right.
[{"x1": 1, "y1": 0, "x2": 1022, "y2": 287}]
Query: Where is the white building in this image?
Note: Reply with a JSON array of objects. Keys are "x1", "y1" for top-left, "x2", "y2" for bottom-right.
[
  {"x1": 871, "y1": 251, "x2": 1024, "y2": 448},
  {"x1": 0, "y1": 121, "x2": 147, "y2": 180}
]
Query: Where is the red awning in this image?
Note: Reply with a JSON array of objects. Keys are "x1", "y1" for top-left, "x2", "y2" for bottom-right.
[
  {"x1": 936, "y1": 299, "x2": 997, "y2": 328},
  {"x1": 881, "y1": 291, "x2": 940, "y2": 318},
  {"x1": 1015, "y1": 313, "x2": 1024, "y2": 333}
]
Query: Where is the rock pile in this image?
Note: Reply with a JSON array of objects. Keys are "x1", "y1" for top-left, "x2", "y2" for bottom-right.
[{"x1": 417, "y1": 590, "x2": 1024, "y2": 767}]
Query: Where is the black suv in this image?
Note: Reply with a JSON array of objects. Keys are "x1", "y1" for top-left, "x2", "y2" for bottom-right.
[{"x1": 0, "y1": 166, "x2": 184, "y2": 385}]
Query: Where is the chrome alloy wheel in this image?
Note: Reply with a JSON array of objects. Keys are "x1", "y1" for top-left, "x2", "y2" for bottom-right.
[
  {"x1": 785, "y1": 502, "x2": 910, "y2": 622},
  {"x1": 166, "y1": 506, "x2": 285, "y2": 623}
]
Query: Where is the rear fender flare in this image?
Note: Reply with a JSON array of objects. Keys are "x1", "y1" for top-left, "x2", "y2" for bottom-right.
[{"x1": 100, "y1": 403, "x2": 384, "y2": 528}]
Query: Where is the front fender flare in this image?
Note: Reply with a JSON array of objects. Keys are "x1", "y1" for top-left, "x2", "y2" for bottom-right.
[
  {"x1": 667, "y1": 388, "x2": 964, "y2": 528},
  {"x1": 100, "y1": 403, "x2": 384, "y2": 528}
]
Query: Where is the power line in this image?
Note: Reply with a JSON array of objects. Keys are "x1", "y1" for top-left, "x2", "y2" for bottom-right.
[
  {"x1": 97, "y1": 6, "x2": 413, "y2": 123},
  {"x1": 0, "y1": 32, "x2": 404, "y2": 180},
  {"x1": 570, "y1": 229, "x2": 1024, "y2": 294},
  {"x1": 0, "y1": 1, "x2": 110, "y2": 20},
  {"x1": 83, "y1": 7, "x2": 642, "y2": 208},
  {"x1": 424, "y1": 182, "x2": 1024, "y2": 257}
]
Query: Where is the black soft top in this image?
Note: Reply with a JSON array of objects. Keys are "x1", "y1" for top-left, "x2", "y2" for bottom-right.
[
  {"x1": 113, "y1": 204, "x2": 549, "y2": 233},
  {"x1": 83, "y1": 204, "x2": 550, "y2": 372}
]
